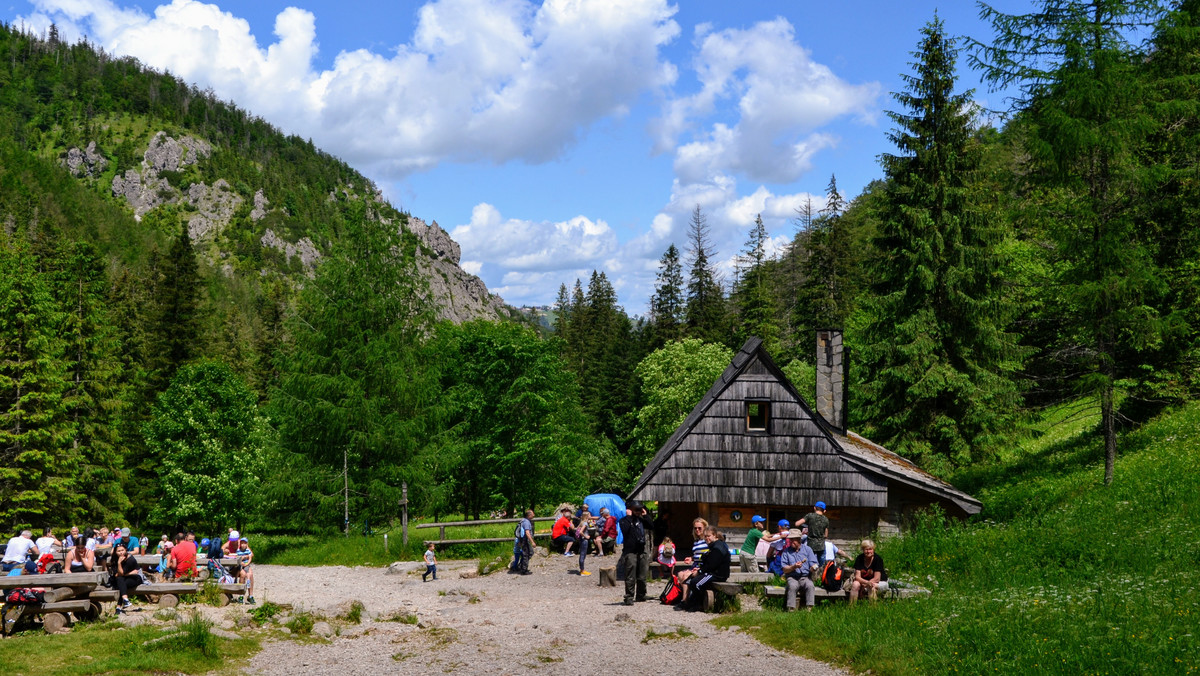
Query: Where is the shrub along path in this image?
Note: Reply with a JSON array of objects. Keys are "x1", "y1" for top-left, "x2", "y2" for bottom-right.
[{"x1": 244, "y1": 556, "x2": 844, "y2": 675}]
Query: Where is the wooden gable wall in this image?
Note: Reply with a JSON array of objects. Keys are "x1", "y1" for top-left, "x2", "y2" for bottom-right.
[{"x1": 640, "y1": 354, "x2": 888, "y2": 507}]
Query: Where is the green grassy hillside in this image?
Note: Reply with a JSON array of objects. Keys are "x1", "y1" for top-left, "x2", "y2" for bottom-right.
[{"x1": 718, "y1": 401, "x2": 1200, "y2": 674}]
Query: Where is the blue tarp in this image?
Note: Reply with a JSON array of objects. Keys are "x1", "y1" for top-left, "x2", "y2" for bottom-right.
[{"x1": 582, "y1": 493, "x2": 626, "y2": 544}]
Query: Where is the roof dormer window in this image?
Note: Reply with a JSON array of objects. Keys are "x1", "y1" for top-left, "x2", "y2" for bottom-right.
[{"x1": 746, "y1": 401, "x2": 769, "y2": 431}]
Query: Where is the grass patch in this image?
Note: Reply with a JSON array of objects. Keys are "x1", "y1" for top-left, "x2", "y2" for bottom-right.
[
  {"x1": 0, "y1": 612, "x2": 259, "y2": 674},
  {"x1": 248, "y1": 601, "x2": 283, "y2": 626},
  {"x1": 715, "y1": 399, "x2": 1200, "y2": 675},
  {"x1": 642, "y1": 626, "x2": 696, "y2": 643},
  {"x1": 285, "y1": 613, "x2": 316, "y2": 635},
  {"x1": 341, "y1": 600, "x2": 365, "y2": 624},
  {"x1": 382, "y1": 610, "x2": 419, "y2": 624}
]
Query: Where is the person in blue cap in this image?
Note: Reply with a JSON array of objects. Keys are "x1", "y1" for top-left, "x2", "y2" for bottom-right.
[
  {"x1": 739, "y1": 515, "x2": 768, "y2": 572},
  {"x1": 765, "y1": 518, "x2": 792, "y2": 575},
  {"x1": 798, "y1": 501, "x2": 831, "y2": 567}
]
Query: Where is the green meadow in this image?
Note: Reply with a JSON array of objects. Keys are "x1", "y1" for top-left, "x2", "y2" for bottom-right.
[{"x1": 716, "y1": 401, "x2": 1200, "y2": 675}]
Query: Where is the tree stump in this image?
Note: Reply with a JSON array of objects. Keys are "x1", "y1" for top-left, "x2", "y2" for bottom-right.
[
  {"x1": 216, "y1": 593, "x2": 230, "y2": 607},
  {"x1": 77, "y1": 602, "x2": 102, "y2": 622},
  {"x1": 42, "y1": 612, "x2": 67, "y2": 634},
  {"x1": 158, "y1": 594, "x2": 179, "y2": 608},
  {"x1": 598, "y1": 566, "x2": 617, "y2": 587},
  {"x1": 702, "y1": 590, "x2": 715, "y2": 612}
]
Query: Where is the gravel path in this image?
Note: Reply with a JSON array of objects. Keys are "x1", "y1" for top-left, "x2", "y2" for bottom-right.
[{"x1": 240, "y1": 552, "x2": 845, "y2": 675}]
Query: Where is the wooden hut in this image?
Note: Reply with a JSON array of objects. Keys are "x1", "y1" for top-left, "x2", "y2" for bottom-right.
[{"x1": 628, "y1": 333, "x2": 981, "y2": 549}]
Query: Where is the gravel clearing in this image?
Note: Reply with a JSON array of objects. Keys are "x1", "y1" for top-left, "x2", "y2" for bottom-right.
[{"x1": 236, "y1": 551, "x2": 845, "y2": 675}]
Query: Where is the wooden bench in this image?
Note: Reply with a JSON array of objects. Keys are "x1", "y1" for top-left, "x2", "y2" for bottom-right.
[
  {"x1": 128, "y1": 582, "x2": 246, "y2": 607},
  {"x1": 2, "y1": 596, "x2": 97, "y2": 635}
]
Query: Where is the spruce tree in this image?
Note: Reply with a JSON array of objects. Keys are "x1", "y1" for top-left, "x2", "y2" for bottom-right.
[
  {"x1": 861, "y1": 16, "x2": 1023, "y2": 467},
  {"x1": 54, "y1": 241, "x2": 128, "y2": 522},
  {"x1": 649, "y1": 244, "x2": 685, "y2": 346},
  {"x1": 684, "y1": 206, "x2": 728, "y2": 345},
  {"x1": 733, "y1": 215, "x2": 779, "y2": 350},
  {"x1": 0, "y1": 236, "x2": 77, "y2": 528},
  {"x1": 796, "y1": 175, "x2": 855, "y2": 336},
  {"x1": 972, "y1": 0, "x2": 1165, "y2": 483},
  {"x1": 149, "y1": 224, "x2": 202, "y2": 392}
]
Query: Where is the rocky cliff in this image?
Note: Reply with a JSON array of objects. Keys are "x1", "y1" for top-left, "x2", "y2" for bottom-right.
[{"x1": 63, "y1": 132, "x2": 506, "y2": 324}]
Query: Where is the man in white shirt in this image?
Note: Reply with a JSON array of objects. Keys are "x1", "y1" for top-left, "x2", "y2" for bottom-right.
[
  {"x1": 35, "y1": 527, "x2": 61, "y2": 555},
  {"x1": 2, "y1": 530, "x2": 39, "y2": 573}
]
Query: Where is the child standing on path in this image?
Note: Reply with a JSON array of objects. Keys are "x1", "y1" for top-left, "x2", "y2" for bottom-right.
[{"x1": 422, "y1": 543, "x2": 437, "y2": 582}]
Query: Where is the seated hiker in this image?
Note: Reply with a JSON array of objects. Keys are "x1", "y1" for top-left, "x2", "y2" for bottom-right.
[
  {"x1": 676, "y1": 518, "x2": 709, "y2": 584},
  {"x1": 169, "y1": 532, "x2": 198, "y2": 580},
  {"x1": 35, "y1": 527, "x2": 61, "y2": 556},
  {"x1": 551, "y1": 508, "x2": 576, "y2": 556},
  {"x1": 598, "y1": 508, "x2": 617, "y2": 555},
  {"x1": 223, "y1": 530, "x2": 242, "y2": 557},
  {"x1": 108, "y1": 542, "x2": 142, "y2": 611},
  {"x1": 2, "y1": 530, "x2": 39, "y2": 573},
  {"x1": 850, "y1": 539, "x2": 888, "y2": 604},
  {"x1": 679, "y1": 527, "x2": 730, "y2": 611},
  {"x1": 113, "y1": 528, "x2": 139, "y2": 556},
  {"x1": 235, "y1": 537, "x2": 256, "y2": 604},
  {"x1": 764, "y1": 519, "x2": 791, "y2": 575},
  {"x1": 779, "y1": 529, "x2": 818, "y2": 612},
  {"x1": 655, "y1": 537, "x2": 676, "y2": 580}
]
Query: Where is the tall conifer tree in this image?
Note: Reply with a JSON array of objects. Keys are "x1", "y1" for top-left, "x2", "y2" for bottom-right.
[
  {"x1": 972, "y1": 0, "x2": 1165, "y2": 483},
  {"x1": 861, "y1": 16, "x2": 1022, "y2": 466},
  {"x1": 684, "y1": 206, "x2": 727, "y2": 345},
  {"x1": 649, "y1": 244, "x2": 685, "y2": 346},
  {"x1": 733, "y1": 215, "x2": 778, "y2": 350}
]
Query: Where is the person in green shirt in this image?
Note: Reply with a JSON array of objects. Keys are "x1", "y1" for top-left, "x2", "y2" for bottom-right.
[
  {"x1": 739, "y1": 515, "x2": 767, "y2": 572},
  {"x1": 798, "y1": 501, "x2": 831, "y2": 566}
]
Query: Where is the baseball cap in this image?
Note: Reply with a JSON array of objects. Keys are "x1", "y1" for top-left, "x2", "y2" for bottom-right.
[
  {"x1": 229, "y1": 530, "x2": 240, "y2": 541},
  {"x1": 200, "y1": 538, "x2": 211, "y2": 547},
  {"x1": 777, "y1": 519, "x2": 790, "y2": 528},
  {"x1": 815, "y1": 501, "x2": 826, "y2": 510},
  {"x1": 120, "y1": 527, "x2": 131, "y2": 536},
  {"x1": 752, "y1": 515, "x2": 765, "y2": 524}
]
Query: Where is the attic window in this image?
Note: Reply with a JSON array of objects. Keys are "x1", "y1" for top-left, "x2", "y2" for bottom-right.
[{"x1": 746, "y1": 401, "x2": 769, "y2": 431}]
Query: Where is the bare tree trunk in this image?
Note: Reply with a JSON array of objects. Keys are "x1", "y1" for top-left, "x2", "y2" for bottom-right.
[
  {"x1": 343, "y1": 448, "x2": 349, "y2": 536},
  {"x1": 1102, "y1": 383, "x2": 1116, "y2": 485}
]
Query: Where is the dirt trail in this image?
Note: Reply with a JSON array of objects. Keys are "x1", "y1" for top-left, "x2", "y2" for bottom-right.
[{"x1": 239, "y1": 553, "x2": 845, "y2": 675}]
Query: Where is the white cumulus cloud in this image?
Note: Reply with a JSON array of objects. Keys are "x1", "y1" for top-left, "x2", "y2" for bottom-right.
[{"x1": 19, "y1": 0, "x2": 680, "y2": 177}]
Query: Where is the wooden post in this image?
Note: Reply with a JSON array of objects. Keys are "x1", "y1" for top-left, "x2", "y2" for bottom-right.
[
  {"x1": 401, "y1": 482, "x2": 409, "y2": 546},
  {"x1": 598, "y1": 566, "x2": 616, "y2": 587},
  {"x1": 384, "y1": 533, "x2": 388, "y2": 555},
  {"x1": 42, "y1": 612, "x2": 67, "y2": 634}
]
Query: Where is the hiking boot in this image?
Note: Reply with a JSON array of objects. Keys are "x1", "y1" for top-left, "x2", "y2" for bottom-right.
[
  {"x1": 248, "y1": 597, "x2": 256, "y2": 605},
  {"x1": 235, "y1": 596, "x2": 244, "y2": 604},
  {"x1": 622, "y1": 599, "x2": 635, "y2": 606},
  {"x1": 120, "y1": 598, "x2": 132, "y2": 609}
]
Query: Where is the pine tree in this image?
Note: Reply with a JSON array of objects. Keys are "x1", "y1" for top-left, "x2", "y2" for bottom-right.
[
  {"x1": 270, "y1": 205, "x2": 438, "y2": 531},
  {"x1": 149, "y1": 224, "x2": 202, "y2": 392},
  {"x1": 860, "y1": 16, "x2": 1023, "y2": 467},
  {"x1": 649, "y1": 244, "x2": 685, "y2": 347},
  {"x1": 733, "y1": 215, "x2": 778, "y2": 350},
  {"x1": 796, "y1": 175, "x2": 855, "y2": 335},
  {"x1": 972, "y1": 0, "x2": 1165, "y2": 483},
  {"x1": 0, "y1": 236, "x2": 77, "y2": 528},
  {"x1": 53, "y1": 241, "x2": 128, "y2": 522},
  {"x1": 684, "y1": 206, "x2": 728, "y2": 345}
]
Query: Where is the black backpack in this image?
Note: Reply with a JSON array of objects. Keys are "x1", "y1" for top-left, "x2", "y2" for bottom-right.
[
  {"x1": 820, "y1": 561, "x2": 844, "y2": 592},
  {"x1": 208, "y1": 538, "x2": 224, "y2": 561}
]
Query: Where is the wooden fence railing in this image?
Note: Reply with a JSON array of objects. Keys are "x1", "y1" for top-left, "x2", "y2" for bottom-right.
[{"x1": 415, "y1": 516, "x2": 557, "y2": 545}]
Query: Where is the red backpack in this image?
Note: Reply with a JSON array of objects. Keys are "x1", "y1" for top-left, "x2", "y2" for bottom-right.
[
  {"x1": 6, "y1": 588, "x2": 45, "y2": 604},
  {"x1": 820, "y1": 561, "x2": 843, "y2": 592},
  {"x1": 659, "y1": 574, "x2": 683, "y2": 605}
]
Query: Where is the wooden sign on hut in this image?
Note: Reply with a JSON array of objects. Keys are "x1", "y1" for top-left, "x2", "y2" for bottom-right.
[{"x1": 628, "y1": 331, "x2": 981, "y2": 549}]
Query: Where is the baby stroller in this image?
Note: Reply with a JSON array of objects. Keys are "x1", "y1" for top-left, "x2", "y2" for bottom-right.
[{"x1": 206, "y1": 539, "x2": 237, "y2": 584}]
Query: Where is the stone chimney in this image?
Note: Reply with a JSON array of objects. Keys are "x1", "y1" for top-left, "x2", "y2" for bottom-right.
[{"x1": 815, "y1": 329, "x2": 847, "y2": 433}]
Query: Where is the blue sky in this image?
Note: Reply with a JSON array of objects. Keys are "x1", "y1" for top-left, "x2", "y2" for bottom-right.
[{"x1": 10, "y1": 0, "x2": 1027, "y2": 312}]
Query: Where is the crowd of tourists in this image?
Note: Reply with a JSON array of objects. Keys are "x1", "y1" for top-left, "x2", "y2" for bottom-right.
[
  {"x1": 507, "y1": 498, "x2": 889, "y2": 613},
  {"x1": 3, "y1": 526, "x2": 258, "y2": 610}
]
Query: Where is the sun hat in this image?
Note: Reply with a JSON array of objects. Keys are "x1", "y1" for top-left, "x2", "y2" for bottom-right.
[
  {"x1": 787, "y1": 528, "x2": 805, "y2": 540},
  {"x1": 229, "y1": 530, "x2": 240, "y2": 541}
]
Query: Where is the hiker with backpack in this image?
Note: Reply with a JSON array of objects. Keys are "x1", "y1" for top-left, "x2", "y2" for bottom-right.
[
  {"x1": 618, "y1": 501, "x2": 652, "y2": 605},
  {"x1": 779, "y1": 529, "x2": 818, "y2": 612},
  {"x1": 797, "y1": 501, "x2": 831, "y2": 567},
  {"x1": 850, "y1": 539, "x2": 888, "y2": 603},
  {"x1": 510, "y1": 509, "x2": 535, "y2": 575}
]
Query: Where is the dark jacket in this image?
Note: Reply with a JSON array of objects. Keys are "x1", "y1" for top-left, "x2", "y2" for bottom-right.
[
  {"x1": 618, "y1": 514, "x2": 651, "y2": 553},
  {"x1": 698, "y1": 539, "x2": 731, "y2": 581}
]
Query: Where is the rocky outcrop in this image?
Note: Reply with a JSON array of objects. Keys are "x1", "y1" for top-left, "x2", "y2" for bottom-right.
[
  {"x1": 62, "y1": 141, "x2": 108, "y2": 178},
  {"x1": 261, "y1": 228, "x2": 321, "y2": 276},
  {"x1": 406, "y1": 217, "x2": 461, "y2": 265},
  {"x1": 144, "y1": 131, "x2": 210, "y2": 172},
  {"x1": 184, "y1": 179, "x2": 243, "y2": 241},
  {"x1": 111, "y1": 168, "x2": 173, "y2": 220},
  {"x1": 249, "y1": 190, "x2": 269, "y2": 221}
]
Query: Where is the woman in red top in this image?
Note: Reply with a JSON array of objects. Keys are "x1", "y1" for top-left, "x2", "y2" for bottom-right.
[{"x1": 551, "y1": 509, "x2": 576, "y2": 556}]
